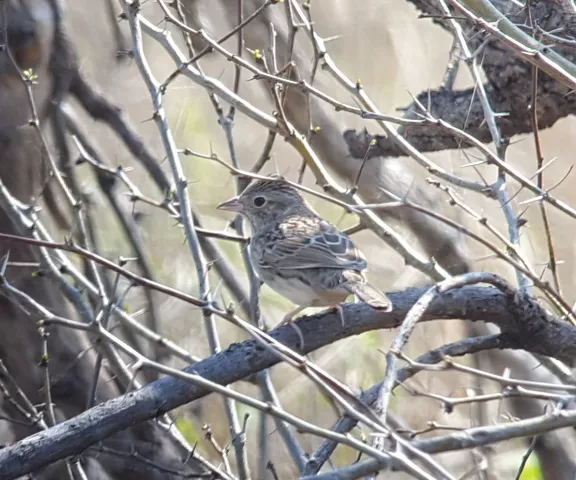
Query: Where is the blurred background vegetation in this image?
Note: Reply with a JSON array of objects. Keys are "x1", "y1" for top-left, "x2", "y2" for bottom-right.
[{"x1": 10, "y1": 0, "x2": 576, "y2": 477}]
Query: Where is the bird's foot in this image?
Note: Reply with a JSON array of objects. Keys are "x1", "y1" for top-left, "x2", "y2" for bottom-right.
[
  {"x1": 288, "y1": 321, "x2": 305, "y2": 351},
  {"x1": 273, "y1": 309, "x2": 305, "y2": 351},
  {"x1": 331, "y1": 304, "x2": 346, "y2": 327}
]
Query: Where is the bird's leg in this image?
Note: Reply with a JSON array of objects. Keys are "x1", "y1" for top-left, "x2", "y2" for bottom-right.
[
  {"x1": 276, "y1": 306, "x2": 306, "y2": 327},
  {"x1": 274, "y1": 305, "x2": 306, "y2": 350}
]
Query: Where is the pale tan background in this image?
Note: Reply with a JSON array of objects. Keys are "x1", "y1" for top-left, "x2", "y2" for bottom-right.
[{"x1": 60, "y1": 0, "x2": 576, "y2": 477}]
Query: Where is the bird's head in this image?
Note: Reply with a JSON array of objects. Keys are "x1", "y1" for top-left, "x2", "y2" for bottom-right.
[{"x1": 217, "y1": 176, "x2": 307, "y2": 229}]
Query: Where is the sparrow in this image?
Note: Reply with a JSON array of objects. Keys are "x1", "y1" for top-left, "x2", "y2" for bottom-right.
[{"x1": 217, "y1": 177, "x2": 392, "y2": 344}]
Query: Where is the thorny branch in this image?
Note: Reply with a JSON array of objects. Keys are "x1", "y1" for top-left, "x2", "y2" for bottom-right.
[{"x1": 1, "y1": 0, "x2": 576, "y2": 479}]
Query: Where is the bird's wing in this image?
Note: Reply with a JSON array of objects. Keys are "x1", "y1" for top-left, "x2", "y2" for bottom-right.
[{"x1": 258, "y1": 216, "x2": 367, "y2": 271}]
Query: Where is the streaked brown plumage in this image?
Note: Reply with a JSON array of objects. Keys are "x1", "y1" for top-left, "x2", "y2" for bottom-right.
[{"x1": 217, "y1": 177, "x2": 392, "y2": 336}]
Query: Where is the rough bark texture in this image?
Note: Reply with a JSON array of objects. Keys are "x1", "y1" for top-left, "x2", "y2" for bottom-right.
[
  {"x1": 338, "y1": 0, "x2": 576, "y2": 477},
  {"x1": 183, "y1": 4, "x2": 576, "y2": 477},
  {"x1": 1, "y1": 0, "x2": 575, "y2": 478},
  {"x1": 0, "y1": 283, "x2": 574, "y2": 478},
  {"x1": 345, "y1": 0, "x2": 576, "y2": 158},
  {"x1": 0, "y1": 1, "x2": 204, "y2": 478}
]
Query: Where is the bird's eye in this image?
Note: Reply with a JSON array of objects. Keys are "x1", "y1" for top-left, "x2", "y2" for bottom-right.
[{"x1": 253, "y1": 196, "x2": 267, "y2": 207}]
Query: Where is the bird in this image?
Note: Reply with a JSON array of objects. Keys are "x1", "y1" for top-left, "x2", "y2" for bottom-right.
[{"x1": 217, "y1": 177, "x2": 392, "y2": 344}]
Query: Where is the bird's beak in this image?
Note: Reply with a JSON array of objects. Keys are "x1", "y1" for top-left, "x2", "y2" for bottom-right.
[{"x1": 217, "y1": 197, "x2": 243, "y2": 213}]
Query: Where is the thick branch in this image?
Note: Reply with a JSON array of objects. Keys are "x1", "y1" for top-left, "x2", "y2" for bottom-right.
[
  {"x1": 345, "y1": 0, "x2": 576, "y2": 157},
  {"x1": 308, "y1": 407, "x2": 576, "y2": 480},
  {"x1": 0, "y1": 284, "x2": 575, "y2": 478}
]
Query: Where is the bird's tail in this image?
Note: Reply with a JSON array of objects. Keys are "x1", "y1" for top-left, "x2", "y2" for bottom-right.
[{"x1": 345, "y1": 281, "x2": 393, "y2": 311}]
